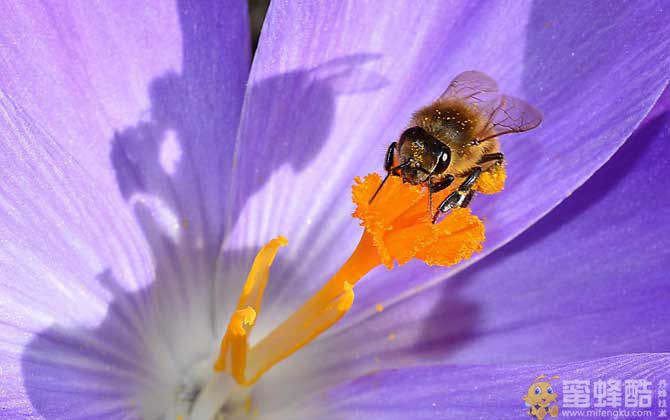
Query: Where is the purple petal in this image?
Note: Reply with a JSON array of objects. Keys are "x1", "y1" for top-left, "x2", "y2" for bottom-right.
[
  {"x1": 0, "y1": 1, "x2": 249, "y2": 256},
  {"x1": 0, "y1": 2, "x2": 250, "y2": 417},
  {"x1": 227, "y1": 0, "x2": 670, "y2": 338},
  {"x1": 275, "y1": 88, "x2": 670, "y2": 397},
  {"x1": 0, "y1": 95, "x2": 152, "y2": 417},
  {"x1": 314, "y1": 353, "x2": 670, "y2": 420}
]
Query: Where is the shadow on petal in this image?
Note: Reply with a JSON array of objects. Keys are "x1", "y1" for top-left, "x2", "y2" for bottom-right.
[
  {"x1": 108, "y1": 54, "x2": 388, "y2": 340},
  {"x1": 110, "y1": 52, "x2": 386, "y2": 286},
  {"x1": 21, "y1": 3, "x2": 388, "y2": 415},
  {"x1": 20, "y1": 245, "x2": 302, "y2": 419},
  {"x1": 21, "y1": 270, "x2": 149, "y2": 418},
  {"x1": 412, "y1": 272, "x2": 481, "y2": 358}
]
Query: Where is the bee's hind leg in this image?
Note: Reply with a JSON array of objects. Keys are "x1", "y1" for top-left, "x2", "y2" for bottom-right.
[
  {"x1": 432, "y1": 167, "x2": 482, "y2": 223},
  {"x1": 460, "y1": 190, "x2": 475, "y2": 208},
  {"x1": 477, "y1": 152, "x2": 504, "y2": 166},
  {"x1": 428, "y1": 174, "x2": 455, "y2": 215}
]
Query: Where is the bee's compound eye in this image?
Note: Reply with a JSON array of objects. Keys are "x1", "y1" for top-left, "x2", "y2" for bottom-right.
[
  {"x1": 547, "y1": 387, "x2": 553, "y2": 394},
  {"x1": 535, "y1": 387, "x2": 541, "y2": 395}
]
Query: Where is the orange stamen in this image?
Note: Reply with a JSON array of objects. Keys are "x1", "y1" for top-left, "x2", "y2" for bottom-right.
[
  {"x1": 214, "y1": 236, "x2": 287, "y2": 383},
  {"x1": 215, "y1": 172, "x2": 486, "y2": 386}
]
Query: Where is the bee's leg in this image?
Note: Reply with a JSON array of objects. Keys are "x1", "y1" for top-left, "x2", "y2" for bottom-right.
[
  {"x1": 429, "y1": 174, "x2": 455, "y2": 193},
  {"x1": 477, "y1": 152, "x2": 504, "y2": 165},
  {"x1": 433, "y1": 167, "x2": 482, "y2": 223},
  {"x1": 428, "y1": 174, "x2": 455, "y2": 214},
  {"x1": 460, "y1": 190, "x2": 475, "y2": 208},
  {"x1": 458, "y1": 167, "x2": 483, "y2": 192}
]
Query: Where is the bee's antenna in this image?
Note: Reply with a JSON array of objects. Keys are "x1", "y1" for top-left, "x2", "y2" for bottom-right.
[
  {"x1": 369, "y1": 161, "x2": 410, "y2": 204},
  {"x1": 368, "y1": 172, "x2": 391, "y2": 204}
]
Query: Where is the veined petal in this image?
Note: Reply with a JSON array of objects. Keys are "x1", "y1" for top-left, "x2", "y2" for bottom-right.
[
  {"x1": 0, "y1": 94, "x2": 152, "y2": 417},
  {"x1": 308, "y1": 353, "x2": 670, "y2": 420},
  {"x1": 0, "y1": 1, "x2": 250, "y2": 260},
  {"x1": 0, "y1": 2, "x2": 251, "y2": 417},
  {"x1": 227, "y1": 0, "x2": 670, "y2": 343}
]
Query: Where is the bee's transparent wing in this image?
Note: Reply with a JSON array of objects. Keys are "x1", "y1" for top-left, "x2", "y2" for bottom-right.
[
  {"x1": 476, "y1": 94, "x2": 543, "y2": 141},
  {"x1": 440, "y1": 71, "x2": 500, "y2": 104},
  {"x1": 441, "y1": 71, "x2": 542, "y2": 141}
]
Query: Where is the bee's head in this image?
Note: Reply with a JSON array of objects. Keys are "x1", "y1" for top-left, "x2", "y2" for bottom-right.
[{"x1": 397, "y1": 127, "x2": 451, "y2": 184}]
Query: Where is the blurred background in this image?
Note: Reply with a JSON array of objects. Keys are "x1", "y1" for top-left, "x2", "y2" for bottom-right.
[{"x1": 249, "y1": 0, "x2": 270, "y2": 54}]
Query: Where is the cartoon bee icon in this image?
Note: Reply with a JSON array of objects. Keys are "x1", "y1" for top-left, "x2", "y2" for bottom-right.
[{"x1": 524, "y1": 375, "x2": 560, "y2": 419}]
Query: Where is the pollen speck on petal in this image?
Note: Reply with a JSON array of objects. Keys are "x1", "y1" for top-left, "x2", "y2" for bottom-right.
[{"x1": 337, "y1": 281, "x2": 355, "y2": 312}]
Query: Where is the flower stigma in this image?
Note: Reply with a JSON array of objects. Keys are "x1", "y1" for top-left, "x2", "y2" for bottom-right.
[{"x1": 191, "y1": 170, "x2": 501, "y2": 419}]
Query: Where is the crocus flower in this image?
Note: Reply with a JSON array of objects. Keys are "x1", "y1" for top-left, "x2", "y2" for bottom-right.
[{"x1": 1, "y1": 1, "x2": 669, "y2": 419}]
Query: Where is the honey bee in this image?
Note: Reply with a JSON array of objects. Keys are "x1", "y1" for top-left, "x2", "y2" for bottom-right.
[{"x1": 369, "y1": 71, "x2": 542, "y2": 222}]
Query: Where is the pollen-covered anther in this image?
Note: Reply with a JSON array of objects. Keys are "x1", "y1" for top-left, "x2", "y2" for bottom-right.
[
  {"x1": 230, "y1": 307, "x2": 256, "y2": 336},
  {"x1": 352, "y1": 172, "x2": 485, "y2": 268}
]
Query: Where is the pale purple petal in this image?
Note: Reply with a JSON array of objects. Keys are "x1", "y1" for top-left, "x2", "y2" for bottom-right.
[
  {"x1": 271, "y1": 89, "x2": 670, "y2": 400},
  {"x1": 0, "y1": 95, "x2": 151, "y2": 417},
  {"x1": 311, "y1": 353, "x2": 670, "y2": 420},
  {"x1": 0, "y1": 1, "x2": 250, "y2": 259},
  {"x1": 0, "y1": 2, "x2": 250, "y2": 417},
  {"x1": 227, "y1": 0, "x2": 670, "y2": 340}
]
